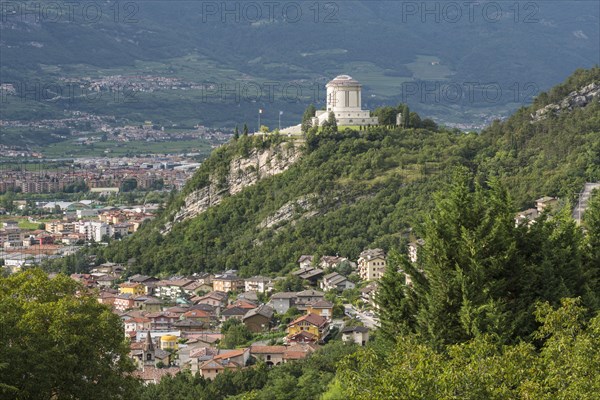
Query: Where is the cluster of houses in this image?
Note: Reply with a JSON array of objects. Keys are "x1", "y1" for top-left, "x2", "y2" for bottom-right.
[
  {"x1": 44, "y1": 206, "x2": 156, "y2": 244},
  {"x1": 74, "y1": 250, "x2": 389, "y2": 383}
]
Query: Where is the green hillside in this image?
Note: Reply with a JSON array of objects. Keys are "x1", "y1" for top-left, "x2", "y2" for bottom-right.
[{"x1": 70, "y1": 68, "x2": 599, "y2": 278}]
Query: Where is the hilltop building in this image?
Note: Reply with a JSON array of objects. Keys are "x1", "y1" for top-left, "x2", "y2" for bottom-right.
[
  {"x1": 281, "y1": 75, "x2": 379, "y2": 134},
  {"x1": 312, "y1": 75, "x2": 379, "y2": 127}
]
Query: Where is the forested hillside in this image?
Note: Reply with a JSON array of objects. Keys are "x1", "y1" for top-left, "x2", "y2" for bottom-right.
[{"x1": 56, "y1": 68, "x2": 600, "y2": 279}]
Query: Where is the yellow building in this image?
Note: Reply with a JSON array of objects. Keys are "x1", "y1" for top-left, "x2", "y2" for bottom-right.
[
  {"x1": 160, "y1": 335, "x2": 178, "y2": 351},
  {"x1": 118, "y1": 282, "x2": 145, "y2": 296},
  {"x1": 287, "y1": 313, "x2": 329, "y2": 341}
]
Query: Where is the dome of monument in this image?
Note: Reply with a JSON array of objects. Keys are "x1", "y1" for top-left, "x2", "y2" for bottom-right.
[{"x1": 326, "y1": 75, "x2": 361, "y2": 87}]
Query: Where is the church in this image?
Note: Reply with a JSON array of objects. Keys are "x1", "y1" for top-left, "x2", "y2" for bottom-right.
[{"x1": 312, "y1": 75, "x2": 379, "y2": 127}]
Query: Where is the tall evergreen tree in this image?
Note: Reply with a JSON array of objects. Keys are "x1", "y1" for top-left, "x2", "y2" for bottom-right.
[
  {"x1": 327, "y1": 111, "x2": 338, "y2": 132},
  {"x1": 243, "y1": 123, "x2": 249, "y2": 136},
  {"x1": 400, "y1": 104, "x2": 410, "y2": 128},
  {"x1": 301, "y1": 104, "x2": 317, "y2": 133},
  {"x1": 375, "y1": 250, "x2": 413, "y2": 341},
  {"x1": 583, "y1": 191, "x2": 600, "y2": 307},
  {"x1": 401, "y1": 170, "x2": 519, "y2": 347}
]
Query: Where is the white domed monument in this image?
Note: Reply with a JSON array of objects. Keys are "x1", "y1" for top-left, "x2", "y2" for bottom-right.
[
  {"x1": 279, "y1": 75, "x2": 379, "y2": 135},
  {"x1": 313, "y1": 75, "x2": 379, "y2": 127}
]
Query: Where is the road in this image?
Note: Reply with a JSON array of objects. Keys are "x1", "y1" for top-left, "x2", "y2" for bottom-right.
[{"x1": 344, "y1": 304, "x2": 379, "y2": 329}]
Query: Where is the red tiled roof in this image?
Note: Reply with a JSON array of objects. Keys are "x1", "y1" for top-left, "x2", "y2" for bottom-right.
[
  {"x1": 250, "y1": 345, "x2": 287, "y2": 354},
  {"x1": 289, "y1": 313, "x2": 328, "y2": 328},
  {"x1": 213, "y1": 348, "x2": 247, "y2": 360}
]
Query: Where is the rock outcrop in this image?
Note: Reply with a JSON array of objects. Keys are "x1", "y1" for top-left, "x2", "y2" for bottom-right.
[
  {"x1": 531, "y1": 82, "x2": 599, "y2": 122},
  {"x1": 257, "y1": 194, "x2": 319, "y2": 230},
  {"x1": 162, "y1": 142, "x2": 302, "y2": 233}
]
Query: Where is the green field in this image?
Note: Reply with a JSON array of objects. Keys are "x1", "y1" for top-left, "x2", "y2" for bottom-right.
[
  {"x1": 407, "y1": 55, "x2": 454, "y2": 81},
  {"x1": 37, "y1": 138, "x2": 215, "y2": 158}
]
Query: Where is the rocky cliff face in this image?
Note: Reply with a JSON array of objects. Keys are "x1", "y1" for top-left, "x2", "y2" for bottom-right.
[
  {"x1": 162, "y1": 142, "x2": 302, "y2": 233},
  {"x1": 531, "y1": 82, "x2": 599, "y2": 122}
]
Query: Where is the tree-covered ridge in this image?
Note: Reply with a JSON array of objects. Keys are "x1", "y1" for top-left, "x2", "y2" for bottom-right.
[
  {"x1": 478, "y1": 67, "x2": 600, "y2": 207},
  {"x1": 98, "y1": 126, "x2": 482, "y2": 277},
  {"x1": 45, "y1": 67, "x2": 599, "y2": 280}
]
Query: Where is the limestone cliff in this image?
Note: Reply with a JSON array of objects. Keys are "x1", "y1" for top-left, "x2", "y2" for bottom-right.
[
  {"x1": 162, "y1": 142, "x2": 302, "y2": 233},
  {"x1": 531, "y1": 82, "x2": 599, "y2": 122}
]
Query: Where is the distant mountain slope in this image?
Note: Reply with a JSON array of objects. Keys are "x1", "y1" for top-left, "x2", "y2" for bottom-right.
[{"x1": 1, "y1": 1, "x2": 598, "y2": 126}]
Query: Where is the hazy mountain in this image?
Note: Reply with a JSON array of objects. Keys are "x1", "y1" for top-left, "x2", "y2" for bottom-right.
[{"x1": 1, "y1": 1, "x2": 598, "y2": 127}]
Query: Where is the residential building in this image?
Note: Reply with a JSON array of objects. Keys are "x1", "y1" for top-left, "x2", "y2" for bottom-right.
[
  {"x1": 119, "y1": 282, "x2": 145, "y2": 296},
  {"x1": 320, "y1": 272, "x2": 355, "y2": 291},
  {"x1": 155, "y1": 279, "x2": 195, "y2": 300},
  {"x1": 286, "y1": 313, "x2": 329, "y2": 343},
  {"x1": 515, "y1": 208, "x2": 539, "y2": 227},
  {"x1": 212, "y1": 274, "x2": 244, "y2": 293},
  {"x1": 307, "y1": 300, "x2": 334, "y2": 321},
  {"x1": 297, "y1": 255, "x2": 314, "y2": 269},
  {"x1": 197, "y1": 358, "x2": 240, "y2": 380},
  {"x1": 536, "y1": 196, "x2": 559, "y2": 213},
  {"x1": 182, "y1": 309, "x2": 212, "y2": 324},
  {"x1": 292, "y1": 266, "x2": 324, "y2": 285},
  {"x1": 250, "y1": 345, "x2": 286, "y2": 366},
  {"x1": 361, "y1": 282, "x2": 378, "y2": 308},
  {"x1": 295, "y1": 289, "x2": 325, "y2": 311},
  {"x1": 341, "y1": 326, "x2": 369, "y2": 346},
  {"x1": 270, "y1": 292, "x2": 297, "y2": 314},
  {"x1": 197, "y1": 348, "x2": 249, "y2": 379},
  {"x1": 244, "y1": 276, "x2": 272, "y2": 293},
  {"x1": 319, "y1": 255, "x2": 349, "y2": 270},
  {"x1": 242, "y1": 305, "x2": 274, "y2": 333},
  {"x1": 187, "y1": 346, "x2": 219, "y2": 374},
  {"x1": 407, "y1": 239, "x2": 424, "y2": 264},
  {"x1": 221, "y1": 306, "x2": 248, "y2": 322},
  {"x1": 357, "y1": 248, "x2": 386, "y2": 281},
  {"x1": 114, "y1": 294, "x2": 136, "y2": 312},
  {"x1": 193, "y1": 291, "x2": 228, "y2": 311},
  {"x1": 145, "y1": 312, "x2": 180, "y2": 331}
]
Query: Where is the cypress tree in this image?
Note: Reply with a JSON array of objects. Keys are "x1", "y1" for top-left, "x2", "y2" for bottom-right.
[
  {"x1": 375, "y1": 250, "x2": 413, "y2": 342},
  {"x1": 301, "y1": 104, "x2": 317, "y2": 133},
  {"x1": 402, "y1": 170, "x2": 519, "y2": 347},
  {"x1": 401, "y1": 104, "x2": 410, "y2": 128},
  {"x1": 327, "y1": 111, "x2": 338, "y2": 132}
]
